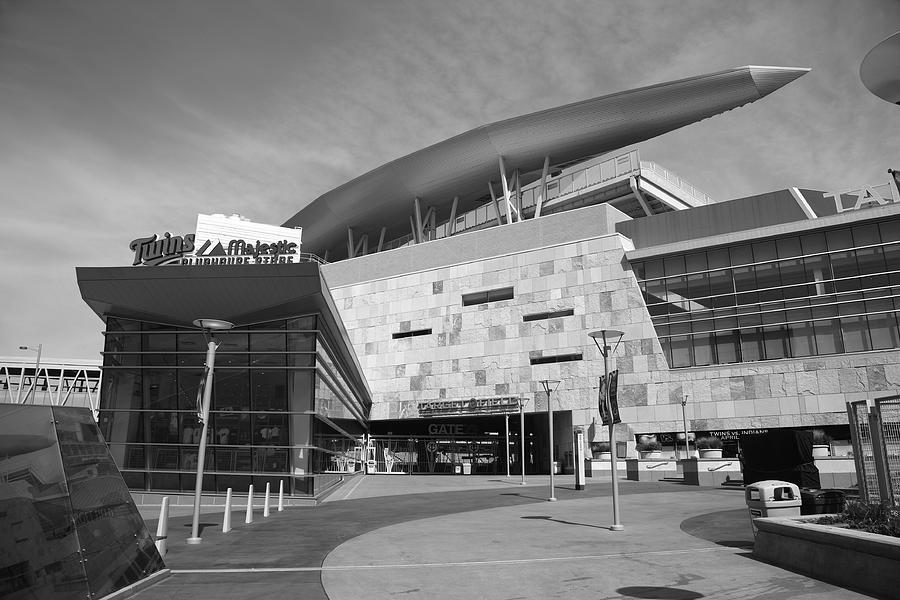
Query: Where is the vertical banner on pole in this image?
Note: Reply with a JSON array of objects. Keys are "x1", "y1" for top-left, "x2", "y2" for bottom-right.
[{"x1": 574, "y1": 429, "x2": 585, "y2": 490}]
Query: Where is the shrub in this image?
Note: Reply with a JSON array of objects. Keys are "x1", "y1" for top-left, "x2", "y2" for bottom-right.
[
  {"x1": 817, "y1": 500, "x2": 900, "y2": 538},
  {"x1": 695, "y1": 436, "x2": 723, "y2": 450},
  {"x1": 636, "y1": 440, "x2": 662, "y2": 452}
]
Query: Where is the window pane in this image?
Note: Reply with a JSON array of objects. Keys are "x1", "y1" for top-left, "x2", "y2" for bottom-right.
[
  {"x1": 252, "y1": 369, "x2": 287, "y2": 411},
  {"x1": 669, "y1": 335, "x2": 692, "y2": 368},
  {"x1": 740, "y1": 328, "x2": 764, "y2": 362},
  {"x1": 826, "y1": 228, "x2": 853, "y2": 251},
  {"x1": 852, "y1": 223, "x2": 880, "y2": 246},
  {"x1": 867, "y1": 312, "x2": 900, "y2": 350},
  {"x1": 788, "y1": 322, "x2": 816, "y2": 357},
  {"x1": 212, "y1": 412, "x2": 252, "y2": 445},
  {"x1": 752, "y1": 241, "x2": 777, "y2": 262},
  {"x1": 776, "y1": 236, "x2": 802, "y2": 258},
  {"x1": 143, "y1": 369, "x2": 178, "y2": 410},
  {"x1": 250, "y1": 332, "x2": 286, "y2": 353},
  {"x1": 148, "y1": 412, "x2": 181, "y2": 443},
  {"x1": 663, "y1": 255, "x2": 686, "y2": 276},
  {"x1": 289, "y1": 370, "x2": 314, "y2": 413},
  {"x1": 762, "y1": 326, "x2": 788, "y2": 360},
  {"x1": 214, "y1": 371, "x2": 250, "y2": 411},
  {"x1": 814, "y1": 319, "x2": 844, "y2": 354},
  {"x1": 714, "y1": 329, "x2": 740, "y2": 363},
  {"x1": 692, "y1": 334, "x2": 714, "y2": 366},
  {"x1": 103, "y1": 368, "x2": 142, "y2": 409},
  {"x1": 841, "y1": 316, "x2": 871, "y2": 352}
]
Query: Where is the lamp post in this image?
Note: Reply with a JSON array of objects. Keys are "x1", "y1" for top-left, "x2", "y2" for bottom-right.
[
  {"x1": 539, "y1": 379, "x2": 560, "y2": 502},
  {"x1": 17, "y1": 344, "x2": 42, "y2": 404},
  {"x1": 519, "y1": 397, "x2": 528, "y2": 485},
  {"x1": 187, "y1": 318, "x2": 234, "y2": 545},
  {"x1": 681, "y1": 395, "x2": 691, "y2": 460},
  {"x1": 589, "y1": 329, "x2": 624, "y2": 531}
]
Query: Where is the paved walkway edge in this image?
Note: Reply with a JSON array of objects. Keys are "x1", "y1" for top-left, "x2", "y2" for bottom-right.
[{"x1": 98, "y1": 569, "x2": 171, "y2": 600}]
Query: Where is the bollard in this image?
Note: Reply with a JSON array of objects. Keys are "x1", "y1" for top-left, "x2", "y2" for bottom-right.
[
  {"x1": 278, "y1": 480, "x2": 284, "y2": 512},
  {"x1": 263, "y1": 482, "x2": 271, "y2": 518},
  {"x1": 222, "y1": 488, "x2": 233, "y2": 533},
  {"x1": 245, "y1": 484, "x2": 254, "y2": 524},
  {"x1": 155, "y1": 496, "x2": 169, "y2": 557}
]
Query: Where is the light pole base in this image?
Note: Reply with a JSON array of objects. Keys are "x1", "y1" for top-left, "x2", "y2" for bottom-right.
[
  {"x1": 610, "y1": 524, "x2": 624, "y2": 531},
  {"x1": 548, "y1": 497, "x2": 557, "y2": 502},
  {"x1": 186, "y1": 537, "x2": 202, "y2": 544},
  {"x1": 520, "y1": 481, "x2": 527, "y2": 485}
]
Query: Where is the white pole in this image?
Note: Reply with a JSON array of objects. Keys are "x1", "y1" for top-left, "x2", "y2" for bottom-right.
[
  {"x1": 155, "y1": 496, "x2": 169, "y2": 557},
  {"x1": 278, "y1": 480, "x2": 284, "y2": 512},
  {"x1": 682, "y1": 395, "x2": 691, "y2": 459},
  {"x1": 187, "y1": 339, "x2": 217, "y2": 544},
  {"x1": 505, "y1": 414, "x2": 510, "y2": 478},
  {"x1": 547, "y1": 387, "x2": 557, "y2": 502},
  {"x1": 263, "y1": 482, "x2": 271, "y2": 518},
  {"x1": 222, "y1": 488, "x2": 233, "y2": 533},
  {"x1": 245, "y1": 484, "x2": 254, "y2": 524},
  {"x1": 603, "y1": 336, "x2": 623, "y2": 531},
  {"x1": 519, "y1": 399, "x2": 527, "y2": 485}
]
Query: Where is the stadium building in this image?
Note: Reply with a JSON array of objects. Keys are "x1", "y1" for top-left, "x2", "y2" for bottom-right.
[{"x1": 77, "y1": 65, "x2": 900, "y2": 496}]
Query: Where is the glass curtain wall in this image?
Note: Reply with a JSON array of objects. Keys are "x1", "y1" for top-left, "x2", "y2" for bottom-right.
[
  {"x1": 634, "y1": 219, "x2": 900, "y2": 368},
  {"x1": 97, "y1": 315, "x2": 367, "y2": 496}
]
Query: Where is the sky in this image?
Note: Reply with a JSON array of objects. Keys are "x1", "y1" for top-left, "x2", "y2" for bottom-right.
[{"x1": 1, "y1": 0, "x2": 898, "y2": 361}]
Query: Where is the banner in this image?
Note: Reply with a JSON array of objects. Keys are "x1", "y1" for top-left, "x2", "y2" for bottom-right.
[{"x1": 598, "y1": 369, "x2": 621, "y2": 426}]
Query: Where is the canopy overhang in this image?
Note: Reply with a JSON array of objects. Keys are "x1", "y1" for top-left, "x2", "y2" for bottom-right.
[{"x1": 283, "y1": 65, "x2": 809, "y2": 258}]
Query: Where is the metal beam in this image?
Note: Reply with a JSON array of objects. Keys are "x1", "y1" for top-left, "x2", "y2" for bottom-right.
[
  {"x1": 499, "y1": 156, "x2": 515, "y2": 224},
  {"x1": 535, "y1": 156, "x2": 550, "y2": 218},
  {"x1": 789, "y1": 187, "x2": 817, "y2": 219},
  {"x1": 629, "y1": 176, "x2": 653, "y2": 217},
  {"x1": 347, "y1": 227, "x2": 355, "y2": 258},
  {"x1": 488, "y1": 182, "x2": 503, "y2": 226},
  {"x1": 377, "y1": 227, "x2": 387, "y2": 252},
  {"x1": 448, "y1": 196, "x2": 459, "y2": 235},
  {"x1": 413, "y1": 197, "x2": 425, "y2": 243}
]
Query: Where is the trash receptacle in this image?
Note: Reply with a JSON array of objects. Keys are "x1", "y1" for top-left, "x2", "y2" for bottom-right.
[
  {"x1": 462, "y1": 462, "x2": 472, "y2": 475},
  {"x1": 800, "y1": 489, "x2": 845, "y2": 515},
  {"x1": 453, "y1": 463, "x2": 462, "y2": 475},
  {"x1": 552, "y1": 461, "x2": 561, "y2": 474},
  {"x1": 745, "y1": 480, "x2": 801, "y2": 536}
]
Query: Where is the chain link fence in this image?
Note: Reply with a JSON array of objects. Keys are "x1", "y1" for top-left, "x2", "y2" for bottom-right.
[{"x1": 848, "y1": 396, "x2": 900, "y2": 503}]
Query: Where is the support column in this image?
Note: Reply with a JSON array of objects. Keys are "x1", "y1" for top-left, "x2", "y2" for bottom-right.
[
  {"x1": 448, "y1": 196, "x2": 459, "y2": 235},
  {"x1": 629, "y1": 177, "x2": 653, "y2": 217},
  {"x1": 413, "y1": 197, "x2": 425, "y2": 243},
  {"x1": 535, "y1": 156, "x2": 550, "y2": 218},
  {"x1": 488, "y1": 183, "x2": 503, "y2": 226},
  {"x1": 499, "y1": 156, "x2": 517, "y2": 224},
  {"x1": 377, "y1": 227, "x2": 387, "y2": 252}
]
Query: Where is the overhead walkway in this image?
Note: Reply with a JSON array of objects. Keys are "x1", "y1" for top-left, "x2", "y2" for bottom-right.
[{"x1": 378, "y1": 149, "x2": 714, "y2": 253}]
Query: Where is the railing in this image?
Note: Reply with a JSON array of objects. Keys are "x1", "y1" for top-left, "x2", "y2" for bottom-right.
[
  {"x1": 640, "y1": 160, "x2": 713, "y2": 206},
  {"x1": 379, "y1": 149, "x2": 645, "y2": 252}
]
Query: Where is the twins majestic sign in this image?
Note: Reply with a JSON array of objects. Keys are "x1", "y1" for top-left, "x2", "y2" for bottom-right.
[{"x1": 130, "y1": 232, "x2": 298, "y2": 267}]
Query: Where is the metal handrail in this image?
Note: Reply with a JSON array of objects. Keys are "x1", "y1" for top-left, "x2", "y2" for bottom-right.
[{"x1": 708, "y1": 462, "x2": 734, "y2": 471}]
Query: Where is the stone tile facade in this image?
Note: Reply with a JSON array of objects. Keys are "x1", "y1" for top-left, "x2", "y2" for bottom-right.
[{"x1": 322, "y1": 204, "x2": 900, "y2": 442}]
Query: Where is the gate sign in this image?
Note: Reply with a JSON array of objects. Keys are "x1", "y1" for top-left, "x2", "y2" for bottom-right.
[
  {"x1": 598, "y1": 369, "x2": 621, "y2": 426},
  {"x1": 418, "y1": 396, "x2": 521, "y2": 417}
]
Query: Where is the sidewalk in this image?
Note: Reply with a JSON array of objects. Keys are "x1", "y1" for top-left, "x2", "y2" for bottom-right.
[{"x1": 134, "y1": 475, "x2": 871, "y2": 600}]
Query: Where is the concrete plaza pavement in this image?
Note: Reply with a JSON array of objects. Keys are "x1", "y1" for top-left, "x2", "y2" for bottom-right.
[{"x1": 133, "y1": 474, "x2": 875, "y2": 600}]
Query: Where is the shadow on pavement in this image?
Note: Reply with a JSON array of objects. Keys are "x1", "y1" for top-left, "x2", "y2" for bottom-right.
[
  {"x1": 680, "y1": 508, "x2": 754, "y2": 551},
  {"x1": 617, "y1": 585, "x2": 704, "y2": 599},
  {"x1": 521, "y1": 514, "x2": 612, "y2": 530}
]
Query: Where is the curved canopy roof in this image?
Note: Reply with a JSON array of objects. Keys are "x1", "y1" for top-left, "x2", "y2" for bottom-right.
[{"x1": 284, "y1": 65, "x2": 809, "y2": 258}]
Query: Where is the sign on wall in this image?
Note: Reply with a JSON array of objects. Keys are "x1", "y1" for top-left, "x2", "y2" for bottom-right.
[
  {"x1": 129, "y1": 213, "x2": 303, "y2": 267},
  {"x1": 418, "y1": 396, "x2": 522, "y2": 417}
]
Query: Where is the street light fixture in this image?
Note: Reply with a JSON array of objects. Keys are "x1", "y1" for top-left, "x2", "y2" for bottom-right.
[
  {"x1": 539, "y1": 379, "x2": 561, "y2": 502},
  {"x1": 17, "y1": 344, "x2": 42, "y2": 404},
  {"x1": 588, "y1": 329, "x2": 624, "y2": 531},
  {"x1": 187, "y1": 318, "x2": 234, "y2": 545}
]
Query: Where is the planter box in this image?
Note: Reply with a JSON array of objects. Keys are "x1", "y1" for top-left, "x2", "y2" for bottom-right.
[
  {"x1": 625, "y1": 458, "x2": 678, "y2": 482},
  {"x1": 588, "y1": 459, "x2": 627, "y2": 473},
  {"x1": 682, "y1": 457, "x2": 742, "y2": 486},
  {"x1": 754, "y1": 516, "x2": 900, "y2": 599}
]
